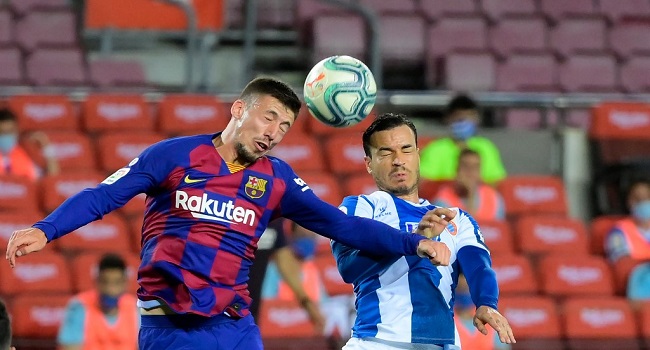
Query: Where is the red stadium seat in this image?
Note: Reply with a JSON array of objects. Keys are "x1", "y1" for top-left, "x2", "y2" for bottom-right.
[
  {"x1": 609, "y1": 22, "x2": 650, "y2": 60},
  {"x1": 269, "y1": 131, "x2": 325, "y2": 172},
  {"x1": 515, "y1": 215, "x2": 589, "y2": 256},
  {"x1": 157, "y1": 94, "x2": 229, "y2": 136},
  {"x1": 0, "y1": 175, "x2": 39, "y2": 212},
  {"x1": 481, "y1": 0, "x2": 538, "y2": 22},
  {"x1": 426, "y1": 17, "x2": 488, "y2": 60},
  {"x1": 558, "y1": 54, "x2": 618, "y2": 92},
  {"x1": 14, "y1": 10, "x2": 77, "y2": 52},
  {"x1": 119, "y1": 192, "x2": 148, "y2": 218},
  {"x1": 563, "y1": 297, "x2": 640, "y2": 350},
  {"x1": 39, "y1": 171, "x2": 104, "y2": 213},
  {"x1": 539, "y1": 0, "x2": 597, "y2": 23},
  {"x1": 0, "y1": 47, "x2": 23, "y2": 85},
  {"x1": 479, "y1": 220, "x2": 515, "y2": 255},
  {"x1": 56, "y1": 213, "x2": 131, "y2": 254},
  {"x1": 82, "y1": 94, "x2": 153, "y2": 132},
  {"x1": 297, "y1": 172, "x2": 343, "y2": 206},
  {"x1": 258, "y1": 299, "x2": 319, "y2": 338},
  {"x1": 550, "y1": 17, "x2": 607, "y2": 58},
  {"x1": 70, "y1": 251, "x2": 140, "y2": 293},
  {"x1": 313, "y1": 254, "x2": 352, "y2": 296},
  {"x1": 342, "y1": 173, "x2": 378, "y2": 198},
  {"x1": 597, "y1": 0, "x2": 650, "y2": 22},
  {"x1": 96, "y1": 132, "x2": 165, "y2": 172},
  {"x1": 489, "y1": 17, "x2": 548, "y2": 59},
  {"x1": 620, "y1": 56, "x2": 650, "y2": 93},
  {"x1": 26, "y1": 48, "x2": 88, "y2": 87},
  {"x1": 10, "y1": 293, "x2": 71, "y2": 339},
  {"x1": 419, "y1": 0, "x2": 479, "y2": 21},
  {"x1": 89, "y1": 58, "x2": 148, "y2": 89},
  {"x1": 590, "y1": 215, "x2": 626, "y2": 255},
  {"x1": 44, "y1": 131, "x2": 97, "y2": 172},
  {"x1": 7, "y1": 0, "x2": 69, "y2": 17},
  {"x1": 441, "y1": 52, "x2": 496, "y2": 91},
  {"x1": 358, "y1": 0, "x2": 417, "y2": 14},
  {"x1": 496, "y1": 53, "x2": 558, "y2": 92},
  {"x1": 497, "y1": 175, "x2": 567, "y2": 218},
  {"x1": 311, "y1": 15, "x2": 365, "y2": 67},
  {"x1": 419, "y1": 180, "x2": 453, "y2": 202},
  {"x1": 639, "y1": 301, "x2": 650, "y2": 349},
  {"x1": 0, "y1": 212, "x2": 43, "y2": 253},
  {"x1": 612, "y1": 258, "x2": 645, "y2": 296},
  {"x1": 380, "y1": 15, "x2": 426, "y2": 65},
  {"x1": 0, "y1": 11, "x2": 12, "y2": 47},
  {"x1": 491, "y1": 254, "x2": 537, "y2": 295},
  {"x1": 306, "y1": 108, "x2": 375, "y2": 136},
  {"x1": 8, "y1": 95, "x2": 76, "y2": 132},
  {"x1": 539, "y1": 254, "x2": 614, "y2": 297},
  {"x1": 129, "y1": 215, "x2": 144, "y2": 253},
  {"x1": 499, "y1": 296, "x2": 563, "y2": 348},
  {"x1": 0, "y1": 251, "x2": 72, "y2": 295},
  {"x1": 323, "y1": 132, "x2": 368, "y2": 176}
]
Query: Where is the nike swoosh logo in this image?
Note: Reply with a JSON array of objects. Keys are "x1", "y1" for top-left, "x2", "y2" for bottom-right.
[{"x1": 184, "y1": 175, "x2": 206, "y2": 184}]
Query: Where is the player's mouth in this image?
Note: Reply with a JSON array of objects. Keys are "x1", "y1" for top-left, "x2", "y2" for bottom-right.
[{"x1": 255, "y1": 141, "x2": 269, "y2": 152}]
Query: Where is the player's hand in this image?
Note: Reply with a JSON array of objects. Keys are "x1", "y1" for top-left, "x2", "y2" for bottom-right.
[
  {"x1": 415, "y1": 207, "x2": 457, "y2": 239},
  {"x1": 5, "y1": 228, "x2": 47, "y2": 268},
  {"x1": 474, "y1": 305, "x2": 516, "y2": 344},
  {"x1": 416, "y1": 240, "x2": 451, "y2": 266},
  {"x1": 301, "y1": 299, "x2": 325, "y2": 333}
]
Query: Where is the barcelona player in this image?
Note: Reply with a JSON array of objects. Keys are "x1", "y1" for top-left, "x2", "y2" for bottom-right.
[{"x1": 5, "y1": 78, "x2": 449, "y2": 349}]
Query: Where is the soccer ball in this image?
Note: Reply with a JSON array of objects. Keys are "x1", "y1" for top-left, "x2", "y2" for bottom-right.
[{"x1": 303, "y1": 55, "x2": 377, "y2": 128}]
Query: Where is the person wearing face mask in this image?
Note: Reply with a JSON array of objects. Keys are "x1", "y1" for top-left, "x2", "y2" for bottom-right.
[
  {"x1": 0, "y1": 108, "x2": 59, "y2": 180},
  {"x1": 433, "y1": 149, "x2": 505, "y2": 222},
  {"x1": 58, "y1": 253, "x2": 138, "y2": 350},
  {"x1": 454, "y1": 274, "x2": 510, "y2": 350},
  {"x1": 606, "y1": 178, "x2": 650, "y2": 265},
  {"x1": 420, "y1": 94, "x2": 506, "y2": 185}
]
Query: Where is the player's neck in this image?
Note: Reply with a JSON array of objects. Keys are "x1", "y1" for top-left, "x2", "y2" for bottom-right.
[{"x1": 397, "y1": 192, "x2": 420, "y2": 204}]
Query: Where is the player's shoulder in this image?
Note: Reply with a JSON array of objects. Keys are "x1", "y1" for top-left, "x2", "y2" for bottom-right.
[{"x1": 456, "y1": 208, "x2": 481, "y2": 231}]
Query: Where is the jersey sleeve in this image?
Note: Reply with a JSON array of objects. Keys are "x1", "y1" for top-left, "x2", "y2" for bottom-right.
[
  {"x1": 456, "y1": 209, "x2": 498, "y2": 310},
  {"x1": 272, "y1": 160, "x2": 425, "y2": 257},
  {"x1": 34, "y1": 139, "x2": 177, "y2": 241},
  {"x1": 57, "y1": 299, "x2": 86, "y2": 346}
]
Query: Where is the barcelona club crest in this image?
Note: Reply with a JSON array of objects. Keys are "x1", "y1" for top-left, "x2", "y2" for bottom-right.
[{"x1": 245, "y1": 176, "x2": 267, "y2": 199}]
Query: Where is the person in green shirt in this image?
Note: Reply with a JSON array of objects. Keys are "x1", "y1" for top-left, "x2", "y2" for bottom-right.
[{"x1": 420, "y1": 94, "x2": 506, "y2": 184}]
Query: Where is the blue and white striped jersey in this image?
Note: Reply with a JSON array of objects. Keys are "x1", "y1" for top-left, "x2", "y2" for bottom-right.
[{"x1": 332, "y1": 191, "x2": 494, "y2": 347}]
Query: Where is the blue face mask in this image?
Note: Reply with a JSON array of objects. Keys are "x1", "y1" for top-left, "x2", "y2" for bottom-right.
[
  {"x1": 292, "y1": 237, "x2": 316, "y2": 260},
  {"x1": 633, "y1": 200, "x2": 650, "y2": 221},
  {"x1": 455, "y1": 291, "x2": 474, "y2": 310},
  {"x1": 99, "y1": 293, "x2": 121, "y2": 309},
  {"x1": 450, "y1": 120, "x2": 477, "y2": 141},
  {"x1": 0, "y1": 134, "x2": 17, "y2": 154}
]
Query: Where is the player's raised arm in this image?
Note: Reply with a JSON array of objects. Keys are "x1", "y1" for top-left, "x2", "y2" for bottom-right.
[{"x1": 6, "y1": 140, "x2": 176, "y2": 266}]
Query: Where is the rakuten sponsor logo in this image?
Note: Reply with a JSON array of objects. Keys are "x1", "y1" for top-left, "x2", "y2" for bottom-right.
[
  {"x1": 14, "y1": 264, "x2": 58, "y2": 282},
  {"x1": 56, "y1": 180, "x2": 97, "y2": 197},
  {"x1": 75, "y1": 224, "x2": 118, "y2": 240},
  {"x1": 24, "y1": 103, "x2": 66, "y2": 121},
  {"x1": 580, "y1": 308, "x2": 624, "y2": 328},
  {"x1": 117, "y1": 143, "x2": 149, "y2": 161},
  {"x1": 97, "y1": 103, "x2": 141, "y2": 121},
  {"x1": 494, "y1": 265, "x2": 522, "y2": 283},
  {"x1": 608, "y1": 110, "x2": 650, "y2": 129},
  {"x1": 0, "y1": 182, "x2": 26, "y2": 198},
  {"x1": 175, "y1": 105, "x2": 217, "y2": 123},
  {"x1": 558, "y1": 265, "x2": 601, "y2": 285},
  {"x1": 175, "y1": 190, "x2": 256, "y2": 226},
  {"x1": 268, "y1": 307, "x2": 309, "y2": 327},
  {"x1": 505, "y1": 308, "x2": 548, "y2": 327},
  {"x1": 534, "y1": 225, "x2": 576, "y2": 244},
  {"x1": 514, "y1": 186, "x2": 557, "y2": 204},
  {"x1": 30, "y1": 306, "x2": 66, "y2": 326}
]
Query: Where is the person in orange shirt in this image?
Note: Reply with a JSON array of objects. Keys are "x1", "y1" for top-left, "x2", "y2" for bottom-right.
[
  {"x1": 0, "y1": 108, "x2": 58, "y2": 180},
  {"x1": 433, "y1": 149, "x2": 505, "y2": 222},
  {"x1": 606, "y1": 178, "x2": 650, "y2": 265},
  {"x1": 58, "y1": 254, "x2": 138, "y2": 350},
  {"x1": 455, "y1": 274, "x2": 510, "y2": 350}
]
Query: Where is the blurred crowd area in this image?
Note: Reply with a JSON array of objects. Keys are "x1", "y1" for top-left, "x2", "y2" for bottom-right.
[{"x1": 1, "y1": 1, "x2": 650, "y2": 350}]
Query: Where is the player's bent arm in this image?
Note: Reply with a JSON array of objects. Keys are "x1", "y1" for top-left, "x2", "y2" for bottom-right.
[
  {"x1": 457, "y1": 246, "x2": 499, "y2": 310},
  {"x1": 332, "y1": 241, "x2": 399, "y2": 284}
]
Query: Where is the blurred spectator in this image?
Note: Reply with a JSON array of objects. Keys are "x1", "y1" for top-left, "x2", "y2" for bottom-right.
[
  {"x1": 433, "y1": 149, "x2": 505, "y2": 221},
  {"x1": 252, "y1": 219, "x2": 324, "y2": 330},
  {"x1": 605, "y1": 178, "x2": 650, "y2": 264},
  {"x1": 58, "y1": 253, "x2": 138, "y2": 350},
  {"x1": 420, "y1": 94, "x2": 506, "y2": 185},
  {"x1": 0, "y1": 108, "x2": 58, "y2": 179},
  {"x1": 0, "y1": 299, "x2": 15, "y2": 350},
  {"x1": 455, "y1": 274, "x2": 510, "y2": 350},
  {"x1": 627, "y1": 262, "x2": 650, "y2": 303}
]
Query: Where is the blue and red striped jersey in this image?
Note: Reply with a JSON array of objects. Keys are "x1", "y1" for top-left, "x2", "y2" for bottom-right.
[{"x1": 34, "y1": 134, "x2": 425, "y2": 317}]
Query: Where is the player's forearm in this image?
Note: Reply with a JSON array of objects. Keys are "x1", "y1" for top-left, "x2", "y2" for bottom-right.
[
  {"x1": 458, "y1": 246, "x2": 499, "y2": 309},
  {"x1": 275, "y1": 247, "x2": 310, "y2": 301},
  {"x1": 332, "y1": 241, "x2": 400, "y2": 284}
]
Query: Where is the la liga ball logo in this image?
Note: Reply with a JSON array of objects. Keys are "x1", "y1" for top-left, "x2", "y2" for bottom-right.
[{"x1": 305, "y1": 71, "x2": 327, "y2": 99}]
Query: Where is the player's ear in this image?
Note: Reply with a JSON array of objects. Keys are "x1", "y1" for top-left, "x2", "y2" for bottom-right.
[
  {"x1": 231, "y1": 99, "x2": 245, "y2": 120},
  {"x1": 364, "y1": 156, "x2": 372, "y2": 174}
]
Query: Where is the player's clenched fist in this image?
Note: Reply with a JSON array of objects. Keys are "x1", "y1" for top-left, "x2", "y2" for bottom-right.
[
  {"x1": 5, "y1": 228, "x2": 47, "y2": 268},
  {"x1": 416, "y1": 207, "x2": 457, "y2": 239},
  {"x1": 416, "y1": 240, "x2": 451, "y2": 266}
]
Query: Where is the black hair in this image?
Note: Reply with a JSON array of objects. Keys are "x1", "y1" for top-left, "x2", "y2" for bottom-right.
[
  {"x1": 626, "y1": 176, "x2": 650, "y2": 199},
  {"x1": 447, "y1": 94, "x2": 478, "y2": 116},
  {"x1": 239, "y1": 77, "x2": 302, "y2": 119},
  {"x1": 362, "y1": 113, "x2": 418, "y2": 157},
  {"x1": 0, "y1": 108, "x2": 17, "y2": 123},
  {"x1": 0, "y1": 299, "x2": 11, "y2": 350},
  {"x1": 98, "y1": 253, "x2": 127, "y2": 273}
]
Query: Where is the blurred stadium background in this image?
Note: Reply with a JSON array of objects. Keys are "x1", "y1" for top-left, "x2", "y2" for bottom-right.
[{"x1": 1, "y1": 0, "x2": 650, "y2": 349}]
